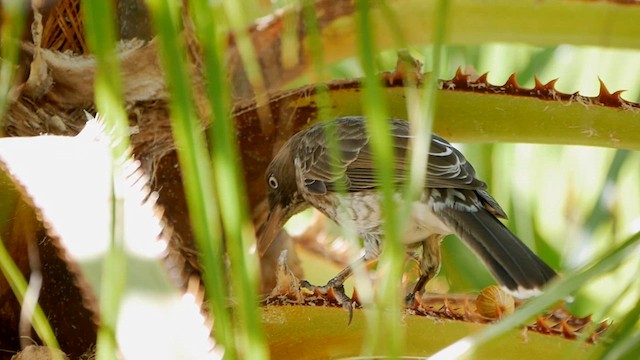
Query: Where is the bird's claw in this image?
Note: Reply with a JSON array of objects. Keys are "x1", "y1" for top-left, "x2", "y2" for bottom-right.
[
  {"x1": 331, "y1": 284, "x2": 354, "y2": 324},
  {"x1": 300, "y1": 280, "x2": 355, "y2": 324}
]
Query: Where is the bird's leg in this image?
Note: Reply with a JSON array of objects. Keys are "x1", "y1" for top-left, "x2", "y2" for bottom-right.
[
  {"x1": 300, "y1": 256, "x2": 362, "y2": 296},
  {"x1": 405, "y1": 234, "x2": 443, "y2": 306},
  {"x1": 300, "y1": 256, "x2": 367, "y2": 323}
]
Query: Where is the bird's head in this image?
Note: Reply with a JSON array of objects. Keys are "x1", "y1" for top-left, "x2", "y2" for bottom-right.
[{"x1": 258, "y1": 136, "x2": 309, "y2": 256}]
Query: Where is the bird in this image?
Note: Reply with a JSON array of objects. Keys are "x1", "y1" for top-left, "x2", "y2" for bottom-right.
[{"x1": 259, "y1": 116, "x2": 557, "y2": 314}]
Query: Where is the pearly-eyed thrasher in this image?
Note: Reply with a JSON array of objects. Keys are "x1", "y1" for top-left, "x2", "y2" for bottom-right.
[{"x1": 259, "y1": 116, "x2": 556, "y2": 312}]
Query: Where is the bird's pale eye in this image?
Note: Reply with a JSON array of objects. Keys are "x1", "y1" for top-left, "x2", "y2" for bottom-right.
[{"x1": 268, "y1": 175, "x2": 279, "y2": 189}]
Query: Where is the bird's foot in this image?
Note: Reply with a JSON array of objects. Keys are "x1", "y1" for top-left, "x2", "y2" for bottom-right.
[
  {"x1": 405, "y1": 273, "x2": 430, "y2": 308},
  {"x1": 405, "y1": 291, "x2": 418, "y2": 307},
  {"x1": 300, "y1": 279, "x2": 355, "y2": 324}
]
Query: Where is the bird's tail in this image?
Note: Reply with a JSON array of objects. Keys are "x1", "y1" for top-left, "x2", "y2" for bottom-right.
[{"x1": 439, "y1": 207, "x2": 557, "y2": 298}]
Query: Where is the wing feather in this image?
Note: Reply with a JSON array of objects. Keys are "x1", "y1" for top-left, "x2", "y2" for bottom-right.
[{"x1": 295, "y1": 117, "x2": 487, "y2": 194}]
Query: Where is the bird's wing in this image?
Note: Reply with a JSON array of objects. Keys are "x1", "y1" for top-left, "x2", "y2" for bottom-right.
[
  {"x1": 294, "y1": 117, "x2": 369, "y2": 194},
  {"x1": 296, "y1": 117, "x2": 487, "y2": 195}
]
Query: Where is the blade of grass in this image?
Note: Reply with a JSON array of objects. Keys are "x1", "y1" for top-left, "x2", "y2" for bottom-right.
[
  {"x1": 584, "y1": 150, "x2": 631, "y2": 232},
  {"x1": 0, "y1": 0, "x2": 25, "y2": 133},
  {"x1": 0, "y1": 1, "x2": 54, "y2": 351},
  {"x1": 189, "y1": 1, "x2": 268, "y2": 358},
  {"x1": 431, "y1": 230, "x2": 640, "y2": 359},
  {"x1": 564, "y1": 149, "x2": 632, "y2": 313},
  {"x1": 81, "y1": 1, "x2": 131, "y2": 358},
  {"x1": 303, "y1": 0, "x2": 376, "y2": 310},
  {"x1": 223, "y1": 0, "x2": 271, "y2": 132},
  {"x1": 584, "y1": 269, "x2": 640, "y2": 360},
  {"x1": 0, "y1": 234, "x2": 60, "y2": 351},
  {"x1": 598, "y1": 326, "x2": 640, "y2": 360},
  {"x1": 399, "y1": 0, "x2": 449, "y2": 289},
  {"x1": 516, "y1": 47, "x2": 557, "y2": 86},
  {"x1": 354, "y1": 0, "x2": 402, "y2": 356},
  {"x1": 144, "y1": 0, "x2": 235, "y2": 357}
]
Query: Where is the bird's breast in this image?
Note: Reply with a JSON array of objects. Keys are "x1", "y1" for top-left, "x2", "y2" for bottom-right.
[{"x1": 303, "y1": 190, "x2": 452, "y2": 244}]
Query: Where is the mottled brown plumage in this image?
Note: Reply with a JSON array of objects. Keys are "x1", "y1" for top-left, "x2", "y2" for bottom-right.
[{"x1": 260, "y1": 116, "x2": 556, "y2": 313}]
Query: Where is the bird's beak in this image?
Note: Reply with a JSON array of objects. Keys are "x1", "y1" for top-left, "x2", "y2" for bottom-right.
[{"x1": 258, "y1": 204, "x2": 286, "y2": 257}]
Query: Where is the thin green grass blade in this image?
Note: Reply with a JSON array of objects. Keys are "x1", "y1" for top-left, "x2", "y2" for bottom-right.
[
  {"x1": 144, "y1": 0, "x2": 235, "y2": 356},
  {"x1": 354, "y1": 0, "x2": 402, "y2": 356},
  {"x1": 0, "y1": 234, "x2": 60, "y2": 351},
  {"x1": 569, "y1": 149, "x2": 633, "y2": 297},
  {"x1": 598, "y1": 330, "x2": 640, "y2": 360},
  {"x1": 550, "y1": 282, "x2": 629, "y2": 358},
  {"x1": 189, "y1": 1, "x2": 268, "y2": 358},
  {"x1": 0, "y1": 0, "x2": 58, "y2": 351},
  {"x1": 584, "y1": 150, "x2": 631, "y2": 232},
  {"x1": 399, "y1": 0, "x2": 448, "y2": 285},
  {"x1": 0, "y1": 0, "x2": 25, "y2": 133},
  {"x1": 304, "y1": 0, "x2": 380, "y2": 319},
  {"x1": 431, "y1": 230, "x2": 640, "y2": 359},
  {"x1": 439, "y1": 42, "x2": 557, "y2": 292},
  {"x1": 81, "y1": 1, "x2": 131, "y2": 358},
  {"x1": 516, "y1": 47, "x2": 557, "y2": 86},
  {"x1": 223, "y1": 0, "x2": 270, "y2": 133},
  {"x1": 587, "y1": 276, "x2": 640, "y2": 360}
]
